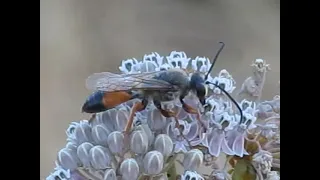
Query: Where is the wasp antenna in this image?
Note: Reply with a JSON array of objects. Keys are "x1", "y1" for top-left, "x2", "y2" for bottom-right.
[
  {"x1": 204, "y1": 42, "x2": 225, "y2": 80},
  {"x1": 205, "y1": 81, "x2": 243, "y2": 124}
]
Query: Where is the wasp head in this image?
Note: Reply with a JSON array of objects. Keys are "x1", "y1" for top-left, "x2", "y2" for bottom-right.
[{"x1": 190, "y1": 72, "x2": 209, "y2": 105}]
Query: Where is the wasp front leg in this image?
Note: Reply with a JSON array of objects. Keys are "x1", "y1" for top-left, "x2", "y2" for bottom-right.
[
  {"x1": 179, "y1": 96, "x2": 201, "y2": 121},
  {"x1": 124, "y1": 98, "x2": 148, "y2": 133},
  {"x1": 153, "y1": 100, "x2": 179, "y2": 128}
]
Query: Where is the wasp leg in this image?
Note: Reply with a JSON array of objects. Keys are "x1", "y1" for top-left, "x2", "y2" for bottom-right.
[
  {"x1": 153, "y1": 100, "x2": 179, "y2": 128},
  {"x1": 179, "y1": 96, "x2": 201, "y2": 121},
  {"x1": 124, "y1": 98, "x2": 148, "y2": 133},
  {"x1": 88, "y1": 113, "x2": 96, "y2": 124}
]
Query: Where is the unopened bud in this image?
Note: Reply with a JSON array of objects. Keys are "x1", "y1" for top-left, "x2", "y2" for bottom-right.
[
  {"x1": 92, "y1": 124, "x2": 111, "y2": 145},
  {"x1": 120, "y1": 158, "x2": 140, "y2": 180},
  {"x1": 183, "y1": 149, "x2": 203, "y2": 171},
  {"x1": 57, "y1": 148, "x2": 80, "y2": 171},
  {"x1": 77, "y1": 142, "x2": 94, "y2": 168},
  {"x1": 89, "y1": 145, "x2": 111, "y2": 170},
  {"x1": 143, "y1": 151, "x2": 164, "y2": 175},
  {"x1": 103, "y1": 169, "x2": 117, "y2": 180},
  {"x1": 107, "y1": 131, "x2": 125, "y2": 155},
  {"x1": 130, "y1": 130, "x2": 148, "y2": 154},
  {"x1": 154, "y1": 134, "x2": 173, "y2": 157}
]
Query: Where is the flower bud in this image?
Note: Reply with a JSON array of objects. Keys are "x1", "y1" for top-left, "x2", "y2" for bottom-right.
[
  {"x1": 139, "y1": 61, "x2": 157, "y2": 72},
  {"x1": 74, "y1": 120, "x2": 93, "y2": 144},
  {"x1": 130, "y1": 130, "x2": 148, "y2": 154},
  {"x1": 95, "y1": 109, "x2": 117, "y2": 131},
  {"x1": 77, "y1": 142, "x2": 94, "y2": 168},
  {"x1": 107, "y1": 131, "x2": 125, "y2": 155},
  {"x1": 103, "y1": 169, "x2": 117, "y2": 180},
  {"x1": 135, "y1": 124, "x2": 154, "y2": 147},
  {"x1": 143, "y1": 151, "x2": 164, "y2": 175},
  {"x1": 120, "y1": 158, "x2": 140, "y2": 180},
  {"x1": 57, "y1": 148, "x2": 80, "y2": 170},
  {"x1": 154, "y1": 134, "x2": 173, "y2": 157},
  {"x1": 92, "y1": 124, "x2": 111, "y2": 145},
  {"x1": 114, "y1": 110, "x2": 129, "y2": 131},
  {"x1": 65, "y1": 141, "x2": 78, "y2": 151},
  {"x1": 183, "y1": 149, "x2": 203, "y2": 171},
  {"x1": 147, "y1": 108, "x2": 167, "y2": 131},
  {"x1": 89, "y1": 145, "x2": 111, "y2": 170}
]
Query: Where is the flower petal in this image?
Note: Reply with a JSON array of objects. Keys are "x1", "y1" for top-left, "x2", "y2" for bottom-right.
[
  {"x1": 185, "y1": 121, "x2": 199, "y2": 140},
  {"x1": 208, "y1": 129, "x2": 224, "y2": 157},
  {"x1": 221, "y1": 136, "x2": 234, "y2": 155},
  {"x1": 174, "y1": 141, "x2": 188, "y2": 153},
  {"x1": 232, "y1": 133, "x2": 245, "y2": 157}
]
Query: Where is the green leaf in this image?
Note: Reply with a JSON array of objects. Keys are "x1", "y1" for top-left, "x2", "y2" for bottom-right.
[{"x1": 232, "y1": 159, "x2": 257, "y2": 180}]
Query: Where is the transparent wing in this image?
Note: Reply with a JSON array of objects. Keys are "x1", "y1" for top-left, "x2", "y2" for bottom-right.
[{"x1": 86, "y1": 71, "x2": 175, "y2": 92}]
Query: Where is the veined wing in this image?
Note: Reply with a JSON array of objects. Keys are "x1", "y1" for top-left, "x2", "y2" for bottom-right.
[{"x1": 86, "y1": 71, "x2": 175, "y2": 92}]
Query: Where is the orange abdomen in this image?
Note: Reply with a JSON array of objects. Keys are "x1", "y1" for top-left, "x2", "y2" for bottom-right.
[
  {"x1": 82, "y1": 91, "x2": 133, "y2": 113},
  {"x1": 102, "y1": 91, "x2": 133, "y2": 109}
]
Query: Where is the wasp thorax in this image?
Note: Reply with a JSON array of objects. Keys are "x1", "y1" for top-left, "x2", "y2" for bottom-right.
[
  {"x1": 77, "y1": 142, "x2": 94, "y2": 168},
  {"x1": 120, "y1": 158, "x2": 140, "y2": 180},
  {"x1": 103, "y1": 169, "x2": 117, "y2": 180},
  {"x1": 183, "y1": 149, "x2": 204, "y2": 171},
  {"x1": 89, "y1": 145, "x2": 111, "y2": 170},
  {"x1": 107, "y1": 131, "x2": 125, "y2": 155},
  {"x1": 130, "y1": 130, "x2": 149, "y2": 154},
  {"x1": 154, "y1": 134, "x2": 174, "y2": 157},
  {"x1": 57, "y1": 148, "x2": 80, "y2": 171},
  {"x1": 143, "y1": 150, "x2": 164, "y2": 175}
]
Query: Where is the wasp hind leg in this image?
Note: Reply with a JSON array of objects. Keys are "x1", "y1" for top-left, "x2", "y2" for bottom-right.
[
  {"x1": 124, "y1": 98, "x2": 148, "y2": 133},
  {"x1": 153, "y1": 100, "x2": 179, "y2": 128}
]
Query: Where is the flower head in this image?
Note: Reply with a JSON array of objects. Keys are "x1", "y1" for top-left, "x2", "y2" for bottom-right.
[
  {"x1": 119, "y1": 58, "x2": 140, "y2": 73},
  {"x1": 166, "y1": 51, "x2": 190, "y2": 69},
  {"x1": 46, "y1": 51, "x2": 279, "y2": 180},
  {"x1": 166, "y1": 119, "x2": 202, "y2": 153}
]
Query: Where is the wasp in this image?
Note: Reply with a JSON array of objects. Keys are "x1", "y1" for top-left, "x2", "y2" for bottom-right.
[{"x1": 82, "y1": 42, "x2": 243, "y2": 134}]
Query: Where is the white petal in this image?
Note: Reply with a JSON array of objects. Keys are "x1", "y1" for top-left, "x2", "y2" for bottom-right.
[
  {"x1": 221, "y1": 136, "x2": 234, "y2": 155},
  {"x1": 208, "y1": 130, "x2": 224, "y2": 157},
  {"x1": 232, "y1": 133, "x2": 245, "y2": 157}
]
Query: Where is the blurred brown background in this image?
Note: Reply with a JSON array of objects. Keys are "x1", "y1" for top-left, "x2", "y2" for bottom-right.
[{"x1": 40, "y1": 0, "x2": 279, "y2": 178}]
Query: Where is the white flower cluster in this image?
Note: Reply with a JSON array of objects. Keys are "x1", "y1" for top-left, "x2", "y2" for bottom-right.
[{"x1": 46, "y1": 51, "x2": 280, "y2": 180}]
